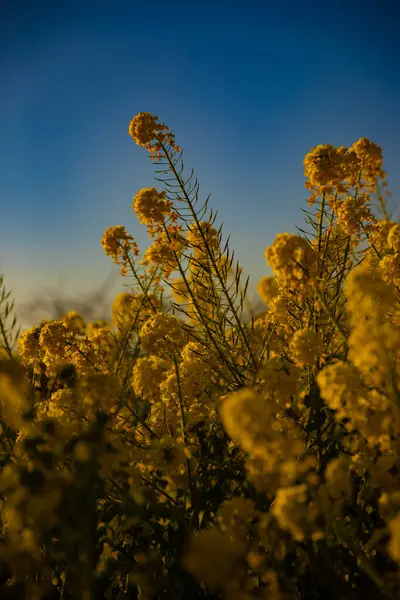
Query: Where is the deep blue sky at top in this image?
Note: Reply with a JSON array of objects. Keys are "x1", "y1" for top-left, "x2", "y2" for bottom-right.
[{"x1": 1, "y1": 0, "x2": 399, "y2": 325}]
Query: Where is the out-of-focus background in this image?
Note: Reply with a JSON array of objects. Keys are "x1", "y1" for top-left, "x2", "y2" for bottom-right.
[{"x1": 1, "y1": 0, "x2": 399, "y2": 330}]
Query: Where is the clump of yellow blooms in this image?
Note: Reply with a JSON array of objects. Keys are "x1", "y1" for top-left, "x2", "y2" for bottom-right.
[
  {"x1": 257, "y1": 275, "x2": 279, "y2": 304},
  {"x1": 142, "y1": 225, "x2": 185, "y2": 278},
  {"x1": 289, "y1": 328, "x2": 325, "y2": 369},
  {"x1": 60, "y1": 310, "x2": 86, "y2": 334},
  {"x1": 128, "y1": 111, "x2": 180, "y2": 161},
  {"x1": 139, "y1": 312, "x2": 187, "y2": 358},
  {"x1": 111, "y1": 290, "x2": 158, "y2": 329},
  {"x1": 220, "y1": 388, "x2": 276, "y2": 460},
  {"x1": 304, "y1": 137, "x2": 386, "y2": 206},
  {"x1": 101, "y1": 224, "x2": 139, "y2": 276},
  {"x1": 0, "y1": 112, "x2": 398, "y2": 599},
  {"x1": 132, "y1": 355, "x2": 170, "y2": 403},
  {"x1": 265, "y1": 233, "x2": 317, "y2": 290},
  {"x1": 132, "y1": 186, "x2": 175, "y2": 236}
]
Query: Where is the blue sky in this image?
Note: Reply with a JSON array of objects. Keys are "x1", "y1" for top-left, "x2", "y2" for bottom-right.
[{"x1": 1, "y1": 0, "x2": 399, "y2": 328}]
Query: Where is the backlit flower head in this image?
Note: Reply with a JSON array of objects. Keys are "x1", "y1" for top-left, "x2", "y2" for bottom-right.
[
  {"x1": 101, "y1": 225, "x2": 139, "y2": 276},
  {"x1": 132, "y1": 187, "x2": 174, "y2": 235},
  {"x1": 128, "y1": 112, "x2": 180, "y2": 161}
]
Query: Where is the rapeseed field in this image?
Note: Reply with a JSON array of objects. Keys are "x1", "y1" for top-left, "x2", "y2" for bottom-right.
[{"x1": 0, "y1": 112, "x2": 399, "y2": 599}]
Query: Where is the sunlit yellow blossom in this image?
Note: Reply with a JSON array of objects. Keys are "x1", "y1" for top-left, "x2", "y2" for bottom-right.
[
  {"x1": 39, "y1": 320, "x2": 70, "y2": 358},
  {"x1": 160, "y1": 341, "x2": 215, "y2": 424},
  {"x1": 139, "y1": 313, "x2": 187, "y2": 358},
  {"x1": 111, "y1": 291, "x2": 157, "y2": 329},
  {"x1": 350, "y1": 137, "x2": 386, "y2": 190},
  {"x1": 60, "y1": 310, "x2": 86, "y2": 334},
  {"x1": 257, "y1": 275, "x2": 278, "y2": 304},
  {"x1": 220, "y1": 389, "x2": 268, "y2": 458},
  {"x1": 142, "y1": 227, "x2": 185, "y2": 278},
  {"x1": 132, "y1": 355, "x2": 170, "y2": 403},
  {"x1": 379, "y1": 253, "x2": 400, "y2": 286},
  {"x1": 336, "y1": 194, "x2": 374, "y2": 237},
  {"x1": 344, "y1": 260, "x2": 400, "y2": 390},
  {"x1": 387, "y1": 223, "x2": 400, "y2": 253},
  {"x1": 17, "y1": 325, "x2": 44, "y2": 368},
  {"x1": 368, "y1": 219, "x2": 397, "y2": 256},
  {"x1": 257, "y1": 356, "x2": 300, "y2": 407},
  {"x1": 132, "y1": 187, "x2": 174, "y2": 233},
  {"x1": 35, "y1": 388, "x2": 77, "y2": 422},
  {"x1": 101, "y1": 225, "x2": 139, "y2": 276},
  {"x1": 86, "y1": 320, "x2": 115, "y2": 356},
  {"x1": 128, "y1": 112, "x2": 180, "y2": 161},
  {"x1": 317, "y1": 360, "x2": 363, "y2": 420},
  {"x1": 265, "y1": 233, "x2": 317, "y2": 289},
  {"x1": 304, "y1": 143, "x2": 359, "y2": 204},
  {"x1": 344, "y1": 258, "x2": 397, "y2": 319},
  {"x1": 87, "y1": 320, "x2": 111, "y2": 339},
  {"x1": 289, "y1": 328, "x2": 325, "y2": 368},
  {"x1": 220, "y1": 388, "x2": 303, "y2": 471}
]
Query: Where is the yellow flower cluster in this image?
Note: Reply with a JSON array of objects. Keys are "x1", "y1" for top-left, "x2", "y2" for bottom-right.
[
  {"x1": 1, "y1": 113, "x2": 399, "y2": 599},
  {"x1": 101, "y1": 225, "x2": 139, "y2": 276},
  {"x1": 139, "y1": 312, "x2": 187, "y2": 359},
  {"x1": 257, "y1": 275, "x2": 279, "y2": 305},
  {"x1": 351, "y1": 137, "x2": 387, "y2": 188},
  {"x1": 132, "y1": 355, "x2": 170, "y2": 404},
  {"x1": 304, "y1": 138, "x2": 386, "y2": 206},
  {"x1": 128, "y1": 111, "x2": 180, "y2": 161},
  {"x1": 111, "y1": 291, "x2": 158, "y2": 330},
  {"x1": 142, "y1": 226, "x2": 185, "y2": 278},
  {"x1": 265, "y1": 233, "x2": 317, "y2": 290},
  {"x1": 132, "y1": 187, "x2": 174, "y2": 235},
  {"x1": 336, "y1": 194, "x2": 375, "y2": 238},
  {"x1": 289, "y1": 328, "x2": 325, "y2": 369},
  {"x1": 159, "y1": 341, "x2": 217, "y2": 428},
  {"x1": 60, "y1": 310, "x2": 86, "y2": 334}
]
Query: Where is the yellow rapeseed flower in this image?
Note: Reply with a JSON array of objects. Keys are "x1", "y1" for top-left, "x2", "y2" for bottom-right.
[
  {"x1": 132, "y1": 187, "x2": 174, "y2": 234},
  {"x1": 257, "y1": 275, "x2": 279, "y2": 304},
  {"x1": 128, "y1": 112, "x2": 180, "y2": 161},
  {"x1": 101, "y1": 225, "x2": 139, "y2": 276}
]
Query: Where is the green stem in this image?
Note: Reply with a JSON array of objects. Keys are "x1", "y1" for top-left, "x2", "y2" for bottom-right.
[{"x1": 157, "y1": 137, "x2": 257, "y2": 372}]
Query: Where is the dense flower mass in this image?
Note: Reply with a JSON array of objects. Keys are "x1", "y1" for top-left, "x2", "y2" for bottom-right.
[
  {"x1": 139, "y1": 312, "x2": 187, "y2": 358},
  {"x1": 132, "y1": 187, "x2": 174, "y2": 235},
  {"x1": 128, "y1": 111, "x2": 181, "y2": 161},
  {"x1": 0, "y1": 115, "x2": 398, "y2": 600},
  {"x1": 101, "y1": 225, "x2": 139, "y2": 275},
  {"x1": 141, "y1": 226, "x2": 185, "y2": 278},
  {"x1": 265, "y1": 233, "x2": 317, "y2": 289},
  {"x1": 257, "y1": 275, "x2": 279, "y2": 304}
]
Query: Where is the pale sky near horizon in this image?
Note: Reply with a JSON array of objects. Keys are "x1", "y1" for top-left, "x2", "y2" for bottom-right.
[{"x1": 1, "y1": 0, "x2": 399, "y2": 330}]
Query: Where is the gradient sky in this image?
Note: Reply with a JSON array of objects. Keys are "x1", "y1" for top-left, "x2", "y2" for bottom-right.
[{"x1": 1, "y1": 0, "x2": 399, "y2": 328}]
